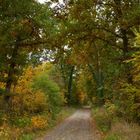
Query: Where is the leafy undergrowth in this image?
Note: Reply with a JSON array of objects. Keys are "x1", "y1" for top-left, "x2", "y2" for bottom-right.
[
  {"x1": 92, "y1": 107, "x2": 140, "y2": 140},
  {"x1": 25, "y1": 106, "x2": 75, "y2": 140},
  {"x1": 0, "y1": 107, "x2": 75, "y2": 140}
]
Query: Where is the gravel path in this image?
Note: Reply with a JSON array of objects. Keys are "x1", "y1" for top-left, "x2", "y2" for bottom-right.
[{"x1": 42, "y1": 109, "x2": 94, "y2": 140}]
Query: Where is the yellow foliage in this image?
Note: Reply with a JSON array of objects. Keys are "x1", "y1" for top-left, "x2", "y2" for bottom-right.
[
  {"x1": 0, "y1": 62, "x2": 63, "y2": 117},
  {"x1": 0, "y1": 82, "x2": 5, "y2": 89},
  {"x1": 10, "y1": 91, "x2": 48, "y2": 114},
  {"x1": 0, "y1": 124, "x2": 21, "y2": 139},
  {"x1": 31, "y1": 116, "x2": 48, "y2": 130},
  {"x1": 22, "y1": 91, "x2": 48, "y2": 113},
  {"x1": 77, "y1": 92, "x2": 86, "y2": 104},
  {"x1": 15, "y1": 66, "x2": 35, "y2": 94},
  {"x1": 9, "y1": 65, "x2": 49, "y2": 114},
  {"x1": 130, "y1": 33, "x2": 140, "y2": 82},
  {"x1": 104, "y1": 101, "x2": 117, "y2": 116},
  {"x1": 14, "y1": 63, "x2": 51, "y2": 94}
]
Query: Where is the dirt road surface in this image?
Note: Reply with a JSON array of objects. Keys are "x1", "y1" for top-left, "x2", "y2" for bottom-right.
[{"x1": 42, "y1": 109, "x2": 94, "y2": 140}]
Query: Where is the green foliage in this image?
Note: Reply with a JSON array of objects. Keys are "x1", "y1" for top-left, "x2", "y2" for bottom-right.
[
  {"x1": 32, "y1": 68, "x2": 64, "y2": 118},
  {"x1": 110, "y1": 33, "x2": 140, "y2": 122},
  {"x1": 0, "y1": 0, "x2": 59, "y2": 94},
  {"x1": 11, "y1": 117, "x2": 31, "y2": 128},
  {"x1": 93, "y1": 108, "x2": 112, "y2": 133},
  {"x1": 117, "y1": 83, "x2": 140, "y2": 121},
  {"x1": 104, "y1": 102, "x2": 118, "y2": 118},
  {"x1": 20, "y1": 134, "x2": 34, "y2": 140},
  {"x1": 104, "y1": 134, "x2": 120, "y2": 140}
]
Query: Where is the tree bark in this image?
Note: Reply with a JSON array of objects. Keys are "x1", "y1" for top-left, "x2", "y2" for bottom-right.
[
  {"x1": 114, "y1": 0, "x2": 133, "y2": 83},
  {"x1": 67, "y1": 65, "x2": 75, "y2": 104},
  {"x1": 5, "y1": 40, "x2": 19, "y2": 102}
]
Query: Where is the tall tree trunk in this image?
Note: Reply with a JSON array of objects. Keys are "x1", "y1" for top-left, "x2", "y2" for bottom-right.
[
  {"x1": 114, "y1": 0, "x2": 133, "y2": 83},
  {"x1": 5, "y1": 40, "x2": 19, "y2": 102},
  {"x1": 121, "y1": 29, "x2": 133, "y2": 83},
  {"x1": 60, "y1": 63, "x2": 68, "y2": 97},
  {"x1": 67, "y1": 65, "x2": 75, "y2": 104}
]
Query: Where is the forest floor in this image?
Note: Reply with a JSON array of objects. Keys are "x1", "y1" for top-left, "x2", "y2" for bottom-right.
[{"x1": 37, "y1": 109, "x2": 98, "y2": 140}]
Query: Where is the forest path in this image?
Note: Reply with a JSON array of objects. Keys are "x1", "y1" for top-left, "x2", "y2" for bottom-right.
[{"x1": 40, "y1": 109, "x2": 94, "y2": 140}]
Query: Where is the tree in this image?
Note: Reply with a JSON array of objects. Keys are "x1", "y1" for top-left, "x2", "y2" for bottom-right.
[
  {"x1": 54, "y1": 0, "x2": 140, "y2": 103},
  {"x1": 0, "y1": 0, "x2": 58, "y2": 101}
]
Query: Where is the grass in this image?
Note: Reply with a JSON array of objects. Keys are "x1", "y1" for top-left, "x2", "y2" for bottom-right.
[
  {"x1": 92, "y1": 107, "x2": 140, "y2": 140},
  {"x1": 105, "y1": 121, "x2": 140, "y2": 140},
  {"x1": 92, "y1": 107, "x2": 112, "y2": 133}
]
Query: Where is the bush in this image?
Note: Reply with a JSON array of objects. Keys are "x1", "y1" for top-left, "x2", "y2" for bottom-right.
[
  {"x1": 31, "y1": 115, "x2": 48, "y2": 130},
  {"x1": 11, "y1": 117, "x2": 31, "y2": 128},
  {"x1": 104, "y1": 101, "x2": 118, "y2": 118},
  {"x1": 32, "y1": 73, "x2": 65, "y2": 119},
  {"x1": 22, "y1": 91, "x2": 48, "y2": 114},
  {"x1": 9, "y1": 90, "x2": 48, "y2": 115},
  {"x1": 0, "y1": 124, "x2": 21, "y2": 139},
  {"x1": 118, "y1": 83, "x2": 140, "y2": 122},
  {"x1": 93, "y1": 108, "x2": 112, "y2": 133}
]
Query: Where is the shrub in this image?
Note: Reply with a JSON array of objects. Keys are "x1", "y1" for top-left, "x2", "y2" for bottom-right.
[
  {"x1": 0, "y1": 124, "x2": 21, "y2": 139},
  {"x1": 32, "y1": 73, "x2": 65, "y2": 119},
  {"x1": 31, "y1": 116, "x2": 48, "y2": 130},
  {"x1": 11, "y1": 117, "x2": 31, "y2": 128},
  {"x1": 22, "y1": 91, "x2": 48, "y2": 114},
  {"x1": 118, "y1": 83, "x2": 140, "y2": 122},
  {"x1": 3, "y1": 66, "x2": 49, "y2": 116},
  {"x1": 93, "y1": 108, "x2": 112, "y2": 133},
  {"x1": 9, "y1": 90, "x2": 48, "y2": 115},
  {"x1": 104, "y1": 101, "x2": 118, "y2": 118}
]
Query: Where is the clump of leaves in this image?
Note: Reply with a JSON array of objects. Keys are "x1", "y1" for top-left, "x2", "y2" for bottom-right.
[{"x1": 31, "y1": 115, "x2": 48, "y2": 131}]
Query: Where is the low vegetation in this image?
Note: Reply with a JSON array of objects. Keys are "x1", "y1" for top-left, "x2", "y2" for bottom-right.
[
  {"x1": 0, "y1": 64, "x2": 75, "y2": 139},
  {"x1": 92, "y1": 107, "x2": 140, "y2": 140}
]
